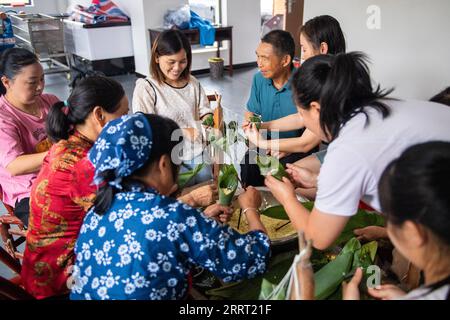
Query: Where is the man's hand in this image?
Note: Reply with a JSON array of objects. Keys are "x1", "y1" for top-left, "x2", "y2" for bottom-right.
[{"x1": 354, "y1": 226, "x2": 388, "y2": 242}]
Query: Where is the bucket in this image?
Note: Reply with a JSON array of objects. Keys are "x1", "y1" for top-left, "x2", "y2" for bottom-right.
[{"x1": 208, "y1": 57, "x2": 224, "y2": 79}]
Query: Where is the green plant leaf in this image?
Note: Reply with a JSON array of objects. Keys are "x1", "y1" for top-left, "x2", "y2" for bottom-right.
[
  {"x1": 341, "y1": 237, "x2": 362, "y2": 254},
  {"x1": 259, "y1": 279, "x2": 286, "y2": 300},
  {"x1": 202, "y1": 114, "x2": 214, "y2": 126},
  {"x1": 228, "y1": 120, "x2": 238, "y2": 131},
  {"x1": 314, "y1": 238, "x2": 361, "y2": 300},
  {"x1": 249, "y1": 114, "x2": 262, "y2": 129},
  {"x1": 260, "y1": 201, "x2": 313, "y2": 220},
  {"x1": 256, "y1": 155, "x2": 287, "y2": 181},
  {"x1": 218, "y1": 164, "x2": 238, "y2": 205},
  {"x1": 177, "y1": 163, "x2": 206, "y2": 190}
]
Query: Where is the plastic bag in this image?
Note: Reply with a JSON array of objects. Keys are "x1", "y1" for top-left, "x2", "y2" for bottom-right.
[
  {"x1": 259, "y1": 231, "x2": 313, "y2": 300},
  {"x1": 163, "y1": 4, "x2": 191, "y2": 29},
  {"x1": 0, "y1": 15, "x2": 15, "y2": 52}
]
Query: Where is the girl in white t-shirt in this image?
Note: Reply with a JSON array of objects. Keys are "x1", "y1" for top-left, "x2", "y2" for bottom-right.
[
  {"x1": 342, "y1": 142, "x2": 450, "y2": 300},
  {"x1": 264, "y1": 52, "x2": 450, "y2": 250},
  {"x1": 132, "y1": 29, "x2": 213, "y2": 187}
]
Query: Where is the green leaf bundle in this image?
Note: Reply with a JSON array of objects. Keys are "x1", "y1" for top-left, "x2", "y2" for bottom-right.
[{"x1": 218, "y1": 164, "x2": 238, "y2": 205}]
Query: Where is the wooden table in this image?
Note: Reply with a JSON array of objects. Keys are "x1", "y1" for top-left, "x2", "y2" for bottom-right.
[{"x1": 149, "y1": 26, "x2": 233, "y2": 76}]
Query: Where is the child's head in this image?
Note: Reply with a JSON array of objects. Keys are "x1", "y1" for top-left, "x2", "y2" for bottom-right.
[
  {"x1": 379, "y1": 141, "x2": 450, "y2": 271},
  {"x1": 150, "y1": 29, "x2": 192, "y2": 83},
  {"x1": 299, "y1": 15, "x2": 346, "y2": 62},
  {"x1": 0, "y1": 48, "x2": 42, "y2": 105},
  {"x1": 90, "y1": 113, "x2": 183, "y2": 215},
  {"x1": 46, "y1": 76, "x2": 129, "y2": 142},
  {"x1": 257, "y1": 29, "x2": 295, "y2": 79},
  {"x1": 430, "y1": 87, "x2": 450, "y2": 107}
]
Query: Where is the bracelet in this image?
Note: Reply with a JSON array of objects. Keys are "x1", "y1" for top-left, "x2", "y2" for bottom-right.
[{"x1": 242, "y1": 207, "x2": 260, "y2": 215}]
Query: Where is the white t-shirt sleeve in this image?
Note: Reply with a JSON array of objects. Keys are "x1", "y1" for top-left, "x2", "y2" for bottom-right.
[
  {"x1": 132, "y1": 78, "x2": 156, "y2": 114},
  {"x1": 315, "y1": 145, "x2": 375, "y2": 217}
]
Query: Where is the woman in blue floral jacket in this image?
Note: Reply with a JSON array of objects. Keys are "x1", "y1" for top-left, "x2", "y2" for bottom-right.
[{"x1": 70, "y1": 113, "x2": 270, "y2": 300}]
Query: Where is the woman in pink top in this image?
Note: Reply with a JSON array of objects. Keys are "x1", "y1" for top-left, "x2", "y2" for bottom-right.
[{"x1": 0, "y1": 48, "x2": 59, "y2": 226}]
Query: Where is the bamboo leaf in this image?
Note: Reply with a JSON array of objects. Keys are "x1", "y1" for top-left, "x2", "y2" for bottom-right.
[
  {"x1": 314, "y1": 238, "x2": 361, "y2": 300},
  {"x1": 261, "y1": 205, "x2": 288, "y2": 220},
  {"x1": 256, "y1": 155, "x2": 287, "y2": 181},
  {"x1": 177, "y1": 163, "x2": 206, "y2": 189},
  {"x1": 249, "y1": 114, "x2": 262, "y2": 129},
  {"x1": 261, "y1": 201, "x2": 314, "y2": 220},
  {"x1": 314, "y1": 252, "x2": 354, "y2": 300},
  {"x1": 218, "y1": 164, "x2": 238, "y2": 205},
  {"x1": 202, "y1": 114, "x2": 214, "y2": 127}
]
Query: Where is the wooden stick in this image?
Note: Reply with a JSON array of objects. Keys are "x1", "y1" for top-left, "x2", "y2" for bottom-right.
[
  {"x1": 275, "y1": 220, "x2": 291, "y2": 231},
  {"x1": 237, "y1": 208, "x2": 242, "y2": 230}
]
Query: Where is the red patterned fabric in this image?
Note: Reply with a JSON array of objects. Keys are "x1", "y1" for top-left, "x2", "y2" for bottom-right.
[{"x1": 21, "y1": 131, "x2": 96, "y2": 299}]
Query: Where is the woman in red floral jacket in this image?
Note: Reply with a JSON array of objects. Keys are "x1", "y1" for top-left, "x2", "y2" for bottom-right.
[{"x1": 21, "y1": 76, "x2": 129, "y2": 299}]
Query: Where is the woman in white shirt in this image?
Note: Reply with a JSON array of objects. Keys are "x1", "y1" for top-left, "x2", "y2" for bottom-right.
[
  {"x1": 264, "y1": 52, "x2": 450, "y2": 250},
  {"x1": 342, "y1": 142, "x2": 450, "y2": 300},
  {"x1": 132, "y1": 29, "x2": 213, "y2": 186}
]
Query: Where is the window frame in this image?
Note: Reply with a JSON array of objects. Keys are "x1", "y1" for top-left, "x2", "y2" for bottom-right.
[
  {"x1": 188, "y1": 0, "x2": 221, "y2": 25},
  {"x1": 0, "y1": 0, "x2": 33, "y2": 7}
]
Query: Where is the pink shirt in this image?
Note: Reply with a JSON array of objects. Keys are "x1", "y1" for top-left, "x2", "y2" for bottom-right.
[{"x1": 0, "y1": 94, "x2": 60, "y2": 207}]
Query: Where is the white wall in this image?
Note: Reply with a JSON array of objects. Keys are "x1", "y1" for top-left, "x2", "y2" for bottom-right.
[
  {"x1": 304, "y1": 0, "x2": 450, "y2": 100},
  {"x1": 191, "y1": 0, "x2": 261, "y2": 70},
  {"x1": 68, "y1": 0, "x2": 186, "y2": 75},
  {"x1": 68, "y1": 0, "x2": 260, "y2": 75}
]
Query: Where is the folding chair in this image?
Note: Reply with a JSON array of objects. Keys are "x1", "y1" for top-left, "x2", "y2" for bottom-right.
[
  {"x1": 0, "y1": 185, "x2": 26, "y2": 264},
  {"x1": 0, "y1": 246, "x2": 33, "y2": 300}
]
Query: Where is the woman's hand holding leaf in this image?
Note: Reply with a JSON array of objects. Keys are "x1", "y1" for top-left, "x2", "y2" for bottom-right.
[
  {"x1": 244, "y1": 123, "x2": 265, "y2": 147},
  {"x1": 264, "y1": 175, "x2": 297, "y2": 207}
]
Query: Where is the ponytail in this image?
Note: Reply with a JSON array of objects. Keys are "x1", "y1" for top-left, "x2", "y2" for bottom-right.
[
  {"x1": 292, "y1": 52, "x2": 394, "y2": 141},
  {"x1": 92, "y1": 170, "x2": 118, "y2": 216},
  {"x1": 45, "y1": 75, "x2": 125, "y2": 143},
  {"x1": 46, "y1": 101, "x2": 71, "y2": 142}
]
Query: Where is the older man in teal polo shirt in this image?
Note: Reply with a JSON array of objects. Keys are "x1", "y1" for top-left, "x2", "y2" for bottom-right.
[{"x1": 241, "y1": 30, "x2": 319, "y2": 186}]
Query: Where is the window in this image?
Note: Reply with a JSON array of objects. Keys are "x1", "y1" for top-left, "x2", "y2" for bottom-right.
[
  {"x1": 188, "y1": 0, "x2": 223, "y2": 51},
  {"x1": 189, "y1": 0, "x2": 221, "y2": 26},
  {"x1": 0, "y1": 0, "x2": 33, "y2": 6}
]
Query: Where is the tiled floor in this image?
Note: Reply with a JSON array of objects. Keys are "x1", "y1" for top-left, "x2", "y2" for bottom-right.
[{"x1": 0, "y1": 66, "x2": 257, "y2": 279}]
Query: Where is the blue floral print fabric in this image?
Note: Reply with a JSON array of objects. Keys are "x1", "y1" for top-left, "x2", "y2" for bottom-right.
[
  {"x1": 88, "y1": 113, "x2": 153, "y2": 190},
  {"x1": 70, "y1": 185, "x2": 271, "y2": 300}
]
